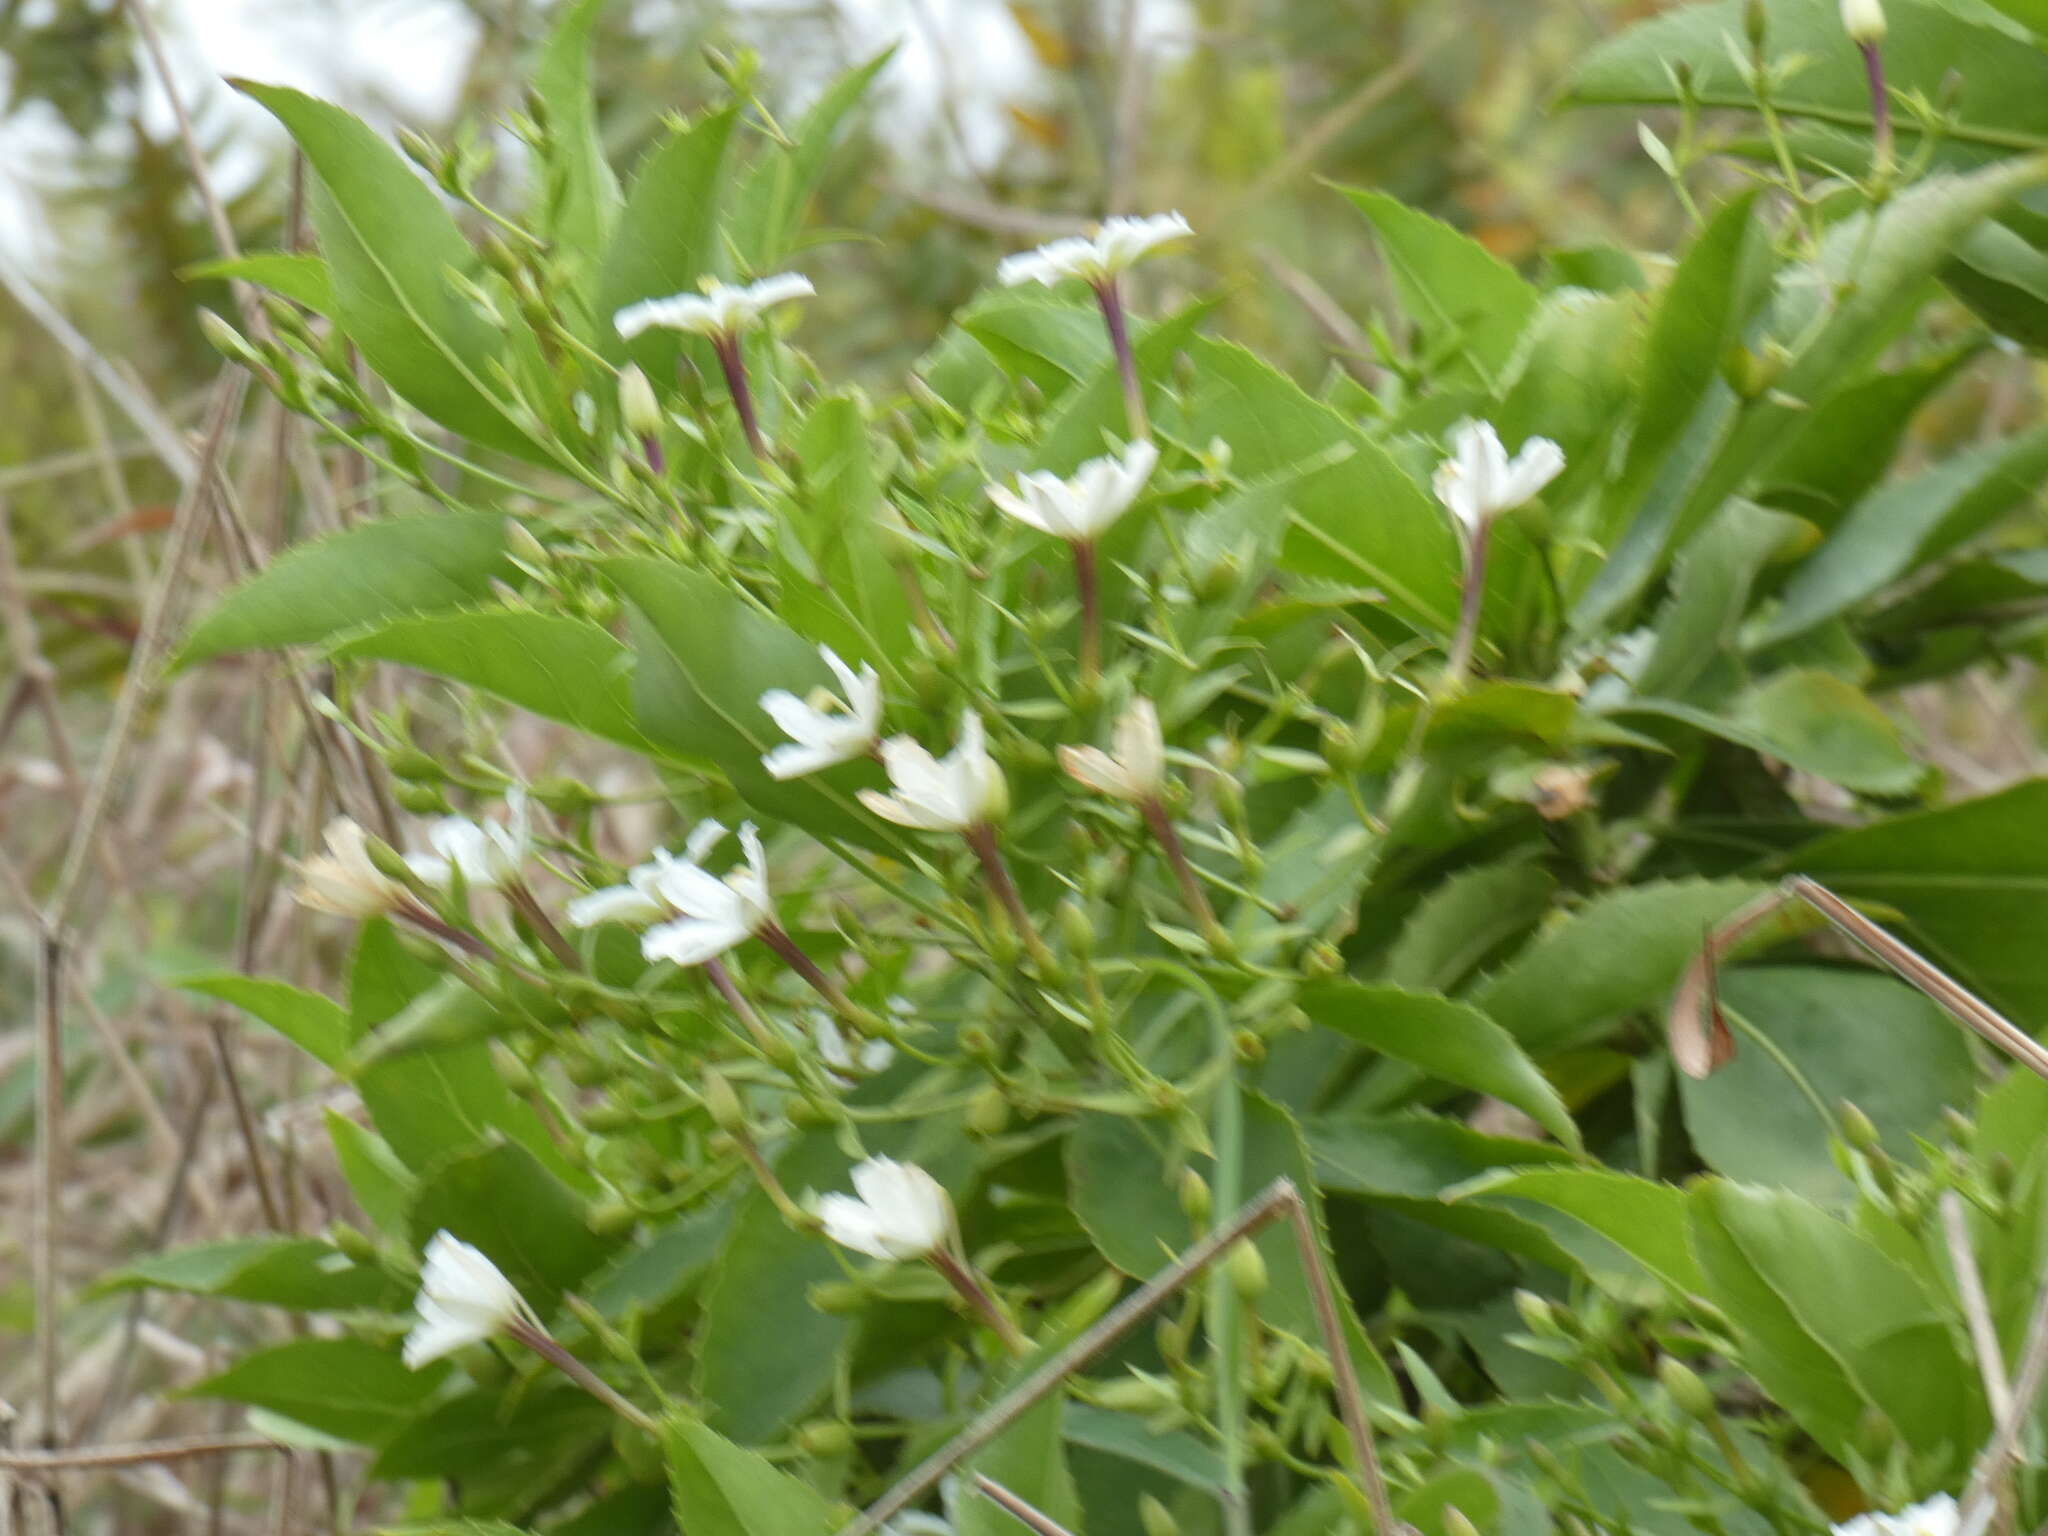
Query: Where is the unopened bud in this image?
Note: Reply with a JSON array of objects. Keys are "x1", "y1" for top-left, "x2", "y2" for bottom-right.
[
  {"x1": 1056, "y1": 897, "x2": 1096, "y2": 956},
  {"x1": 1840, "y1": 0, "x2": 1886, "y2": 44},
  {"x1": 1839, "y1": 1100, "x2": 1882, "y2": 1153},
  {"x1": 1658, "y1": 1355, "x2": 1716, "y2": 1421},
  {"x1": 1227, "y1": 1239, "x2": 1268, "y2": 1303},
  {"x1": 797, "y1": 1419, "x2": 853, "y2": 1457},
  {"x1": 385, "y1": 746, "x2": 445, "y2": 782},
  {"x1": 394, "y1": 782, "x2": 452, "y2": 816},
  {"x1": 965, "y1": 1085, "x2": 1011, "y2": 1138},
  {"x1": 326, "y1": 1220, "x2": 377, "y2": 1263},
  {"x1": 1745, "y1": 0, "x2": 1768, "y2": 51},
  {"x1": 1514, "y1": 1289, "x2": 1564, "y2": 1339},
  {"x1": 530, "y1": 775, "x2": 597, "y2": 816},
  {"x1": 809, "y1": 1280, "x2": 868, "y2": 1314},
  {"x1": 1139, "y1": 1494, "x2": 1179, "y2": 1536},
  {"x1": 1093, "y1": 1374, "x2": 1180, "y2": 1414},
  {"x1": 1301, "y1": 940, "x2": 1344, "y2": 978},
  {"x1": 700, "y1": 1068, "x2": 745, "y2": 1134},
  {"x1": 618, "y1": 363, "x2": 663, "y2": 438},
  {"x1": 589, "y1": 1197, "x2": 637, "y2": 1237},
  {"x1": 198, "y1": 309, "x2": 263, "y2": 369},
  {"x1": 1178, "y1": 1168, "x2": 1212, "y2": 1228},
  {"x1": 1443, "y1": 1507, "x2": 1483, "y2": 1536}
]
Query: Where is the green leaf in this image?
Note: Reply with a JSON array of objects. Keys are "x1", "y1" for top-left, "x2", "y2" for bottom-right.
[
  {"x1": 1580, "y1": 158, "x2": 2048, "y2": 626},
  {"x1": 1572, "y1": 192, "x2": 1768, "y2": 626},
  {"x1": 696, "y1": 1131, "x2": 853, "y2": 1443},
  {"x1": 333, "y1": 610, "x2": 648, "y2": 751},
  {"x1": 785, "y1": 392, "x2": 913, "y2": 657},
  {"x1": 1786, "y1": 779, "x2": 2048, "y2": 1023},
  {"x1": 960, "y1": 1395, "x2": 1083, "y2": 1536},
  {"x1": 1067, "y1": 1112, "x2": 1193, "y2": 1278},
  {"x1": 606, "y1": 557, "x2": 898, "y2": 848},
  {"x1": 232, "y1": 82, "x2": 542, "y2": 461},
  {"x1": 1340, "y1": 187, "x2": 1538, "y2": 389},
  {"x1": 730, "y1": 51, "x2": 892, "y2": 268},
  {"x1": 1063, "y1": 1404, "x2": 1226, "y2": 1492},
  {"x1": 1762, "y1": 425, "x2": 2048, "y2": 643},
  {"x1": 1567, "y1": 0, "x2": 2048, "y2": 157},
  {"x1": 187, "y1": 1337, "x2": 443, "y2": 1446},
  {"x1": 372, "y1": 1385, "x2": 610, "y2": 1503},
  {"x1": 1448, "y1": 1166, "x2": 1704, "y2": 1294},
  {"x1": 665, "y1": 1415, "x2": 841, "y2": 1536},
  {"x1": 177, "y1": 511, "x2": 512, "y2": 666},
  {"x1": 176, "y1": 972, "x2": 351, "y2": 1067},
  {"x1": 327, "y1": 1112, "x2": 416, "y2": 1237},
  {"x1": 407, "y1": 1140, "x2": 615, "y2": 1313},
  {"x1": 1634, "y1": 501, "x2": 1802, "y2": 701},
  {"x1": 532, "y1": 0, "x2": 622, "y2": 272},
  {"x1": 959, "y1": 290, "x2": 1116, "y2": 394},
  {"x1": 1384, "y1": 863, "x2": 1558, "y2": 993},
  {"x1": 182, "y1": 251, "x2": 333, "y2": 312},
  {"x1": 101, "y1": 1237, "x2": 396, "y2": 1310},
  {"x1": 1691, "y1": 1182, "x2": 1982, "y2": 1476},
  {"x1": 1621, "y1": 671, "x2": 1924, "y2": 795},
  {"x1": 1680, "y1": 966, "x2": 1977, "y2": 1199},
  {"x1": 599, "y1": 107, "x2": 739, "y2": 378},
  {"x1": 1762, "y1": 349, "x2": 1975, "y2": 521},
  {"x1": 1945, "y1": 220, "x2": 2048, "y2": 349},
  {"x1": 1301, "y1": 982, "x2": 1581, "y2": 1150},
  {"x1": 1472, "y1": 879, "x2": 1769, "y2": 1054},
  {"x1": 1178, "y1": 339, "x2": 1458, "y2": 635}
]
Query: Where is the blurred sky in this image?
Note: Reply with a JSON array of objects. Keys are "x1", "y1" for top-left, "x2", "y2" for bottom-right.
[{"x1": 0, "y1": 0, "x2": 1189, "y2": 266}]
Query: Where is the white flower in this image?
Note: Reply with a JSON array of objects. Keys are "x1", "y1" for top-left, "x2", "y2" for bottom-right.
[
  {"x1": 859, "y1": 711, "x2": 1008, "y2": 832},
  {"x1": 407, "y1": 790, "x2": 531, "y2": 892},
  {"x1": 997, "y1": 213, "x2": 1194, "y2": 289},
  {"x1": 613, "y1": 274, "x2": 815, "y2": 340},
  {"x1": 1059, "y1": 697, "x2": 1166, "y2": 803},
  {"x1": 1833, "y1": 1495, "x2": 1958, "y2": 1536},
  {"x1": 814, "y1": 1014, "x2": 895, "y2": 1081},
  {"x1": 293, "y1": 817, "x2": 409, "y2": 919},
  {"x1": 403, "y1": 1230, "x2": 535, "y2": 1369},
  {"x1": 760, "y1": 646, "x2": 884, "y2": 780},
  {"x1": 1431, "y1": 420, "x2": 1566, "y2": 534},
  {"x1": 639, "y1": 822, "x2": 776, "y2": 968},
  {"x1": 565, "y1": 819, "x2": 729, "y2": 930},
  {"x1": 1840, "y1": 0, "x2": 1887, "y2": 43},
  {"x1": 817, "y1": 1156, "x2": 954, "y2": 1262},
  {"x1": 987, "y1": 439, "x2": 1159, "y2": 542}
]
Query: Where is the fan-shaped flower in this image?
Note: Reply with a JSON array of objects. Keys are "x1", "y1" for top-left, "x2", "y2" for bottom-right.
[
  {"x1": 860, "y1": 712, "x2": 1007, "y2": 832},
  {"x1": 1832, "y1": 1495, "x2": 1958, "y2": 1536},
  {"x1": 1060, "y1": 697, "x2": 1166, "y2": 803},
  {"x1": 997, "y1": 214, "x2": 1193, "y2": 289},
  {"x1": 760, "y1": 646, "x2": 884, "y2": 780},
  {"x1": 403, "y1": 1231, "x2": 536, "y2": 1369},
  {"x1": 988, "y1": 440, "x2": 1158, "y2": 543},
  {"x1": 818, "y1": 1157, "x2": 954, "y2": 1262},
  {"x1": 1432, "y1": 421, "x2": 1565, "y2": 534},
  {"x1": 407, "y1": 790, "x2": 532, "y2": 892},
  {"x1": 613, "y1": 273, "x2": 815, "y2": 340},
  {"x1": 293, "y1": 818, "x2": 409, "y2": 919}
]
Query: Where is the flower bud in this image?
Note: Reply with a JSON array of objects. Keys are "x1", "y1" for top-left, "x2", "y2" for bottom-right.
[
  {"x1": 1139, "y1": 1494, "x2": 1179, "y2": 1536},
  {"x1": 1514, "y1": 1289, "x2": 1564, "y2": 1339},
  {"x1": 589, "y1": 1197, "x2": 638, "y2": 1237},
  {"x1": 1227, "y1": 1240, "x2": 1268, "y2": 1303},
  {"x1": 1178, "y1": 1168, "x2": 1212, "y2": 1228},
  {"x1": 965, "y1": 1085, "x2": 1011, "y2": 1138},
  {"x1": 618, "y1": 363, "x2": 663, "y2": 438},
  {"x1": 395, "y1": 782, "x2": 452, "y2": 816},
  {"x1": 797, "y1": 1419, "x2": 853, "y2": 1457},
  {"x1": 1658, "y1": 1355, "x2": 1717, "y2": 1422},
  {"x1": 1443, "y1": 1507, "x2": 1483, "y2": 1536},
  {"x1": 809, "y1": 1280, "x2": 868, "y2": 1314},
  {"x1": 1056, "y1": 896, "x2": 1096, "y2": 956},
  {"x1": 1094, "y1": 1374, "x2": 1181, "y2": 1415},
  {"x1": 1744, "y1": 0, "x2": 1767, "y2": 50},
  {"x1": 1839, "y1": 1100, "x2": 1882, "y2": 1153},
  {"x1": 700, "y1": 1068, "x2": 745, "y2": 1134},
  {"x1": 199, "y1": 309, "x2": 264, "y2": 370},
  {"x1": 1840, "y1": 0, "x2": 1886, "y2": 44},
  {"x1": 327, "y1": 1220, "x2": 378, "y2": 1263},
  {"x1": 385, "y1": 746, "x2": 445, "y2": 782}
]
